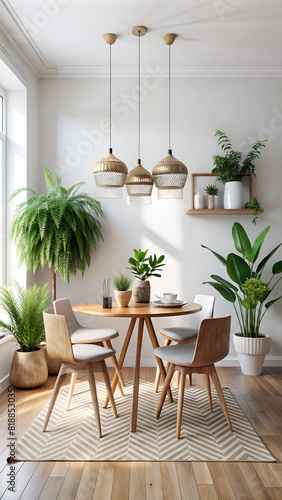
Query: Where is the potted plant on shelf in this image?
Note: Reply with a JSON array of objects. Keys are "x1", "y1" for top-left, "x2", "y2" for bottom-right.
[
  {"x1": 126, "y1": 249, "x2": 165, "y2": 303},
  {"x1": 0, "y1": 281, "x2": 51, "y2": 388},
  {"x1": 204, "y1": 183, "x2": 219, "y2": 209},
  {"x1": 10, "y1": 167, "x2": 103, "y2": 301},
  {"x1": 202, "y1": 222, "x2": 282, "y2": 375},
  {"x1": 212, "y1": 130, "x2": 267, "y2": 209},
  {"x1": 245, "y1": 197, "x2": 261, "y2": 225},
  {"x1": 114, "y1": 272, "x2": 132, "y2": 307}
]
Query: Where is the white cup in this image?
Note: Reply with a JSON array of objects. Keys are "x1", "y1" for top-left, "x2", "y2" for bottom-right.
[{"x1": 161, "y1": 293, "x2": 178, "y2": 303}]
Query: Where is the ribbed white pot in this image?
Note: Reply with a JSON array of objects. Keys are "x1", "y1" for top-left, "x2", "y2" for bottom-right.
[
  {"x1": 224, "y1": 181, "x2": 244, "y2": 209},
  {"x1": 233, "y1": 333, "x2": 270, "y2": 376}
]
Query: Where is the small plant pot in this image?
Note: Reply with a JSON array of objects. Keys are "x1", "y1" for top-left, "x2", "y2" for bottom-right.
[
  {"x1": 233, "y1": 333, "x2": 270, "y2": 376},
  {"x1": 132, "y1": 279, "x2": 151, "y2": 303},
  {"x1": 207, "y1": 195, "x2": 214, "y2": 209},
  {"x1": 114, "y1": 290, "x2": 132, "y2": 307},
  {"x1": 224, "y1": 181, "x2": 244, "y2": 209},
  {"x1": 9, "y1": 347, "x2": 48, "y2": 388}
]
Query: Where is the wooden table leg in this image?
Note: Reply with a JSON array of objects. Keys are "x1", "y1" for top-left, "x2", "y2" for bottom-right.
[
  {"x1": 145, "y1": 317, "x2": 173, "y2": 403},
  {"x1": 131, "y1": 318, "x2": 144, "y2": 433},
  {"x1": 103, "y1": 318, "x2": 136, "y2": 408}
]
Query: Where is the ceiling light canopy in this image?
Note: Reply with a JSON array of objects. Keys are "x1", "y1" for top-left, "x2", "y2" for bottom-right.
[
  {"x1": 152, "y1": 34, "x2": 188, "y2": 200},
  {"x1": 93, "y1": 33, "x2": 128, "y2": 199},
  {"x1": 126, "y1": 26, "x2": 154, "y2": 205}
]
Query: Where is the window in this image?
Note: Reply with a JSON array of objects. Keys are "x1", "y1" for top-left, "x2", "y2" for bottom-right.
[{"x1": 0, "y1": 86, "x2": 6, "y2": 286}]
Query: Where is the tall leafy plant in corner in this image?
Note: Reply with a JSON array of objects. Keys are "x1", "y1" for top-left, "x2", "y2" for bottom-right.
[
  {"x1": 10, "y1": 168, "x2": 103, "y2": 301},
  {"x1": 202, "y1": 223, "x2": 282, "y2": 337}
]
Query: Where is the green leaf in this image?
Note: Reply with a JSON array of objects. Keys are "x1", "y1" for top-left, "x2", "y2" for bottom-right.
[
  {"x1": 273, "y1": 260, "x2": 282, "y2": 274},
  {"x1": 201, "y1": 245, "x2": 227, "y2": 266},
  {"x1": 210, "y1": 274, "x2": 238, "y2": 292},
  {"x1": 202, "y1": 281, "x2": 236, "y2": 303},
  {"x1": 265, "y1": 296, "x2": 282, "y2": 309},
  {"x1": 226, "y1": 253, "x2": 251, "y2": 287},
  {"x1": 232, "y1": 223, "x2": 252, "y2": 260},
  {"x1": 250, "y1": 226, "x2": 270, "y2": 263},
  {"x1": 256, "y1": 244, "x2": 282, "y2": 275},
  {"x1": 240, "y1": 297, "x2": 257, "y2": 310}
]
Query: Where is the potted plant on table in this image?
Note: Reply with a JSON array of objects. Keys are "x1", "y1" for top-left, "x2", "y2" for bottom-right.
[
  {"x1": 10, "y1": 167, "x2": 103, "y2": 301},
  {"x1": 204, "y1": 183, "x2": 219, "y2": 209},
  {"x1": 212, "y1": 130, "x2": 267, "y2": 209},
  {"x1": 114, "y1": 272, "x2": 132, "y2": 307},
  {"x1": 126, "y1": 249, "x2": 166, "y2": 303},
  {"x1": 202, "y1": 222, "x2": 282, "y2": 375},
  {"x1": 0, "y1": 281, "x2": 51, "y2": 388}
]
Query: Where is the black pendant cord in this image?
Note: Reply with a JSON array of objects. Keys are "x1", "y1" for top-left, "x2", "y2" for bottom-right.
[
  {"x1": 137, "y1": 30, "x2": 141, "y2": 164},
  {"x1": 168, "y1": 44, "x2": 171, "y2": 154},
  {"x1": 109, "y1": 43, "x2": 112, "y2": 154}
]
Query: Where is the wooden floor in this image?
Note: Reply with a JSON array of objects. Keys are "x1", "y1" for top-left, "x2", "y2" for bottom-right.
[{"x1": 0, "y1": 366, "x2": 282, "y2": 499}]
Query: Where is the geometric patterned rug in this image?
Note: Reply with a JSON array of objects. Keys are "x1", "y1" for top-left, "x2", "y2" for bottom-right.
[{"x1": 15, "y1": 380, "x2": 274, "y2": 462}]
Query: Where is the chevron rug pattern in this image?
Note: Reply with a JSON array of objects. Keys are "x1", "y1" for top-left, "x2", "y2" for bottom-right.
[{"x1": 15, "y1": 380, "x2": 274, "y2": 462}]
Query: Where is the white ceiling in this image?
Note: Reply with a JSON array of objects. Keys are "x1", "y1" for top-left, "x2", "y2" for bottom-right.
[{"x1": 0, "y1": 0, "x2": 282, "y2": 77}]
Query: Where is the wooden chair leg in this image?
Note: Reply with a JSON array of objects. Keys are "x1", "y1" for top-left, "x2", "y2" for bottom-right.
[
  {"x1": 187, "y1": 373, "x2": 192, "y2": 386},
  {"x1": 176, "y1": 368, "x2": 186, "y2": 439},
  {"x1": 66, "y1": 372, "x2": 77, "y2": 411},
  {"x1": 86, "y1": 363, "x2": 102, "y2": 438},
  {"x1": 209, "y1": 365, "x2": 232, "y2": 431},
  {"x1": 156, "y1": 363, "x2": 175, "y2": 420},
  {"x1": 106, "y1": 340, "x2": 125, "y2": 387},
  {"x1": 176, "y1": 370, "x2": 181, "y2": 387},
  {"x1": 132, "y1": 318, "x2": 144, "y2": 433},
  {"x1": 204, "y1": 373, "x2": 212, "y2": 411},
  {"x1": 154, "y1": 338, "x2": 171, "y2": 393},
  {"x1": 43, "y1": 367, "x2": 67, "y2": 432},
  {"x1": 100, "y1": 360, "x2": 117, "y2": 418}
]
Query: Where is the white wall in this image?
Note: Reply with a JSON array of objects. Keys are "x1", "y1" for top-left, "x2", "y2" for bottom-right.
[{"x1": 38, "y1": 76, "x2": 282, "y2": 366}]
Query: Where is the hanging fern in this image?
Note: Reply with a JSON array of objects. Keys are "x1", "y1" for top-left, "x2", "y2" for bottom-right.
[{"x1": 10, "y1": 168, "x2": 104, "y2": 298}]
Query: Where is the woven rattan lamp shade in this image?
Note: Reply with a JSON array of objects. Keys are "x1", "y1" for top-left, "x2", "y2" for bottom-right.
[
  {"x1": 126, "y1": 161, "x2": 154, "y2": 205},
  {"x1": 152, "y1": 150, "x2": 188, "y2": 199},
  {"x1": 93, "y1": 150, "x2": 128, "y2": 199}
]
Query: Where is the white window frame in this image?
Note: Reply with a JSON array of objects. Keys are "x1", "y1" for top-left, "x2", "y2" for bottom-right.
[{"x1": 0, "y1": 85, "x2": 6, "y2": 286}]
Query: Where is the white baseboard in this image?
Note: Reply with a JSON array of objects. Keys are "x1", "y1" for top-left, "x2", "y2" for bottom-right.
[
  {"x1": 0, "y1": 374, "x2": 10, "y2": 393},
  {"x1": 121, "y1": 356, "x2": 282, "y2": 368}
]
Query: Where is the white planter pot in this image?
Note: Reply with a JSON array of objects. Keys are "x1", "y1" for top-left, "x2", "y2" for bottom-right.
[
  {"x1": 224, "y1": 181, "x2": 244, "y2": 209},
  {"x1": 207, "y1": 195, "x2": 214, "y2": 209},
  {"x1": 194, "y1": 192, "x2": 205, "y2": 209},
  {"x1": 233, "y1": 333, "x2": 270, "y2": 376}
]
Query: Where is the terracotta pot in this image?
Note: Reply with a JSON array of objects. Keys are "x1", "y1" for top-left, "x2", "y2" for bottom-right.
[
  {"x1": 233, "y1": 333, "x2": 270, "y2": 376},
  {"x1": 132, "y1": 279, "x2": 151, "y2": 303},
  {"x1": 9, "y1": 347, "x2": 48, "y2": 389},
  {"x1": 114, "y1": 290, "x2": 132, "y2": 307}
]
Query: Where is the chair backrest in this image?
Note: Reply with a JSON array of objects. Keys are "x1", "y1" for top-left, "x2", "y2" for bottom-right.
[
  {"x1": 53, "y1": 298, "x2": 80, "y2": 333},
  {"x1": 186, "y1": 294, "x2": 215, "y2": 330},
  {"x1": 43, "y1": 307, "x2": 75, "y2": 363},
  {"x1": 190, "y1": 316, "x2": 231, "y2": 367}
]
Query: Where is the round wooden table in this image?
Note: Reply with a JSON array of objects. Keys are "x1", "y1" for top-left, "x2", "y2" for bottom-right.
[{"x1": 73, "y1": 301, "x2": 202, "y2": 432}]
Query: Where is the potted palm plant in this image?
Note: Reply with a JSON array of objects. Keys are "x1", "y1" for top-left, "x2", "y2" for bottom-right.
[
  {"x1": 212, "y1": 130, "x2": 267, "y2": 209},
  {"x1": 10, "y1": 168, "x2": 103, "y2": 301},
  {"x1": 113, "y1": 272, "x2": 132, "y2": 307},
  {"x1": 202, "y1": 222, "x2": 282, "y2": 375},
  {"x1": 126, "y1": 249, "x2": 165, "y2": 303},
  {"x1": 0, "y1": 281, "x2": 50, "y2": 388}
]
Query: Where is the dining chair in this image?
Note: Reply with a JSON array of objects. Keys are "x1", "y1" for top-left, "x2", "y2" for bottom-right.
[
  {"x1": 154, "y1": 294, "x2": 215, "y2": 391},
  {"x1": 154, "y1": 315, "x2": 232, "y2": 439},
  {"x1": 43, "y1": 307, "x2": 117, "y2": 437},
  {"x1": 53, "y1": 298, "x2": 125, "y2": 407}
]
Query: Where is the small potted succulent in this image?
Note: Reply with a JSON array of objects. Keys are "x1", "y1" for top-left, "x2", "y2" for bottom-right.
[
  {"x1": 0, "y1": 281, "x2": 50, "y2": 388},
  {"x1": 204, "y1": 183, "x2": 219, "y2": 209},
  {"x1": 212, "y1": 130, "x2": 267, "y2": 209},
  {"x1": 202, "y1": 222, "x2": 282, "y2": 375},
  {"x1": 126, "y1": 249, "x2": 165, "y2": 303},
  {"x1": 114, "y1": 272, "x2": 132, "y2": 307}
]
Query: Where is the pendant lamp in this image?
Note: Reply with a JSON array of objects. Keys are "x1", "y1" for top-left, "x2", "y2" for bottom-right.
[
  {"x1": 126, "y1": 26, "x2": 153, "y2": 205},
  {"x1": 152, "y1": 34, "x2": 188, "y2": 200},
  {"x1": 93, "y1": 33, "x2": 128, "y2": 198}
]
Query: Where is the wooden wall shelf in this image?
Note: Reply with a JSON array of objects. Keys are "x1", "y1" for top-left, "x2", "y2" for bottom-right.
[{"x1": 186, "y1": 173, "x2": 264, "y2": 216}]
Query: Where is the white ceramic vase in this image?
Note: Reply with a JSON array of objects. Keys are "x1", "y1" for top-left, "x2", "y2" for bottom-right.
[
  {"x1": 224, "y1": 181, "x2": 244, "y2": 209},
  {"x1": 207, "y1": 195, "x2": 214, "y2": 209},
  {"x1": 233, "y1": 333, "x2": 270, "y2": 376},
  {"x1": 194, "y1": 192, "x2": 205, "y2": 209}
]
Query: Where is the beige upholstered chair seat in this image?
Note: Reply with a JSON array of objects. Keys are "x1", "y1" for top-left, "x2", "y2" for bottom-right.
[
  {"x1": 154, "y1": 343, "x2": 195, "y2": 365},
  {"x1": 72, "y1": 344, "x2": 114, "y2": 362},
  {"x1": 158, "y1": 327, "x2": 198, "y2": 342},
  {"x1": 70, "y1": 327, "x2": 118, "y2": 343}
]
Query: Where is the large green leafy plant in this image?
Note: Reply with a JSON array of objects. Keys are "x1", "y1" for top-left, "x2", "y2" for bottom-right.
[
  {"x1": 10, "y1": 168, "x2": 103, "y2": 300},
  {"x1": 127, "y1": 249, "x2": 165, "y2": 281},
  {"x1": 0, "y1": 282, "x2": 50, "y2": 351},
  {"x1": 212, "y1": 130, "x2": 267, "y2": 184},
  {"x1": 202, "y1": 223, "x2": 282, "y2": 337}
]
